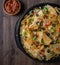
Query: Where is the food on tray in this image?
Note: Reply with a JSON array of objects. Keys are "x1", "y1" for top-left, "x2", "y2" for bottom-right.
[{"x1": 20, "y1": 5, "x2": 60, "y2": 61}]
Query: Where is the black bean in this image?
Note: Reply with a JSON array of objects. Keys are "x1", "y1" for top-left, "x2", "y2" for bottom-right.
[
  {"x1": 41, "y1": 55, "x2": 46, "y2": 60},
  {"x1": 36, "y1": 14, "x2": 39, "y2": 16},
  {"x1": 41, "y1": 27, "x2": 45, "y2": 30},
  {"x1": 44, "y1": 45, "x2": 49, "y2": 48},
  {"x1": 36, "y1": 21, "x2": 40, "y2": 25},
  {"x1": 52, "y1": 24, "x2": 56, "y2": 27},
  {"x1": 47, "y1": 49, "x2": 50, "y2": 53}
]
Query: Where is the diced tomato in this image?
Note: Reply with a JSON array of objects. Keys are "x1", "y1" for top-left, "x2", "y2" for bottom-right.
[
  {"x1": 28, "y1": 27, "x2": 34, "y2": 31},
  {"x1": 38, "y1": 18, "x2": 44, "y2": 22},
  {"x1": 39, "y1": 44, "x2": 42, "y2": 46},
  {"x1": 5, "y1": 3, "x2": 12, "y2": 13},
  {"x1": 55, "y1": 47, "x2": 59, "y2": 51},
  {"x1": 41, "y1": 49, "x2": 45, "y2": 53},
  {"x1": 50, "y1": 14, "x2": 56, "y2": 18},
  {"x1": 12, "y1": 0, "x2": 19, "y2": 12},
  {"x1": 45, "y1": 21, "x2": 52, "y2": 27},
  {"x1": 56, "y1": 28, "x2": 59, "y2": 32}
]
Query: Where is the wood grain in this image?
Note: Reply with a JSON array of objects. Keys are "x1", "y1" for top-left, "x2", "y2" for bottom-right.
[{"x1": 0, "y1": 0, "x2": 60, "y2": 65}]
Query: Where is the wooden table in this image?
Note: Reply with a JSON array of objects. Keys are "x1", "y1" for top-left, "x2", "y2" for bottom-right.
[{"x1": 0, "y1": 0, "x2": 60, "y2": 65}]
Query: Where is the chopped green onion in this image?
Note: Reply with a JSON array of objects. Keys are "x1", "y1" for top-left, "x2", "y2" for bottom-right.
[
  {"x1": 29, "y1": 18, "x2": 34, "y2": 24},
  {"x1": 33, "y1": 36, "x2": 37, "y2": 41},
  {"x1": 44, "y1": 7, "x2": 48, "y2": 11},
  {"x1": 22, "y1": 31, "x2": 27, "y2": 37},
  {"x1": 41, "y1": 39, "x2": 45, "y2": 44},
  {"x1": 49, "y1": 51, "x2": 54, "y2": 57},
  {"x1": 51, "y1": 27, "x2": 55, "y2": 34},
  {"x1": 43, "y1": 7, "x2": 49, "y2": 14}
]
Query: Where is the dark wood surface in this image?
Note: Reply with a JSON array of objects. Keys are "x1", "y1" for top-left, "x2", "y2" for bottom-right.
[{"x1": 0, "y1": 0, "x2": 60, "y2": 65}]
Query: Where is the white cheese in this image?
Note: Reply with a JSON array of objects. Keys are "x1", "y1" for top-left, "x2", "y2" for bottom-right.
[{"x1": 38, "y1": 10, "x2": 44, "y2": 16}]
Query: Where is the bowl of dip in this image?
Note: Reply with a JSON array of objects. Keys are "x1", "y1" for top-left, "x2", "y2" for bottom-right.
[{"x1": 3, "y1": 0, "x2": 21, "y2": 15}]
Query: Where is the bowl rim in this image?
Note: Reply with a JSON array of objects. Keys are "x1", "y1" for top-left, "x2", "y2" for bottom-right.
[{"x1": 15, "y1": 3, "x2": 60, "y2": 62}]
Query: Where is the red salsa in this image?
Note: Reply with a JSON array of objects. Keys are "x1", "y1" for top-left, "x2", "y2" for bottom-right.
[{"x1": 4, "y1": 0, "x2": 20, "y2": 14}]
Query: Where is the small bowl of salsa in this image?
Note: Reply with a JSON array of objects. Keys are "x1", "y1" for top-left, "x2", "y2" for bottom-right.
[{"x1": 3, "y1": 0, "x2": 21, "y2": 15}]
